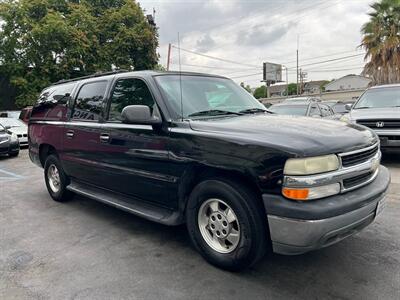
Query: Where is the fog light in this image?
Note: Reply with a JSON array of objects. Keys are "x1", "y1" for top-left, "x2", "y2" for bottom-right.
[{"x1": 283, "y1": 183, "x2": 340, "y2": 200}]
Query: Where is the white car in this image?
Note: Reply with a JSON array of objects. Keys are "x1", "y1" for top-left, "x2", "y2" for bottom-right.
[{"x1": 0, "y1": 118, "x2": 28, "y2": 147}]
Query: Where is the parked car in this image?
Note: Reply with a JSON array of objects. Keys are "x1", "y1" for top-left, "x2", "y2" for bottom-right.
[
  {"x1": 29, "y1": 71, "x2": 390, "y2": 270},
  {"x1": 0, "y1": 118, "x2": 28, "y2": 147},
  {"x1": 19, "y1": 106, "x2": 32, "y2": 124},
  {"x1": 342, "y1": 84, "x2": 400, "y2": 149},
  {"x1": 0, "y1": 124, "x2": 19, "y2": 157},
  {"x1": 0, "y1": 110, "x2": 21, "y2": 118},
  {"x1": 324, "y1": 100, "x2": 355, "y2": 115},
  {"x1": 282, "y1": 96, "x2": 322, "y2": 102},
  {"x1": 269, "y1": 101, "x2": 335, "y2": 118}
]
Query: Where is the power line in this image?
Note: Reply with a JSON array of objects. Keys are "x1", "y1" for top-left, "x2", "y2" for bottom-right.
[{"x1": 171, "y1": 45, "x2": 259, "y2": 68}]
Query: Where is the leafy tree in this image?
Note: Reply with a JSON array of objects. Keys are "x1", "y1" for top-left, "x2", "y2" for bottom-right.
[
  {"x1": 287, "y1": 83, "x2": 297, "y2": 95},
  {"x1": 240, "y1": 82, "x2": 252, "y2": 93},
  {"x1": 361, "y1": 0, "x2": 400, "y2": 84},
  {"x1": 253, "y1": 86, "x2": 266, "y2": 99},
  {"x1": 0, "y1": 0, "x2": 159, "y2": 107}
]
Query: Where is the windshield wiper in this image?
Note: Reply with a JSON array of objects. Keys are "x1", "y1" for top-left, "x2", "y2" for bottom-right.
[
  {"x1": 188, "y1": 109, "x2": 243, "y2": 117},
  {"x1": 239, "y1": 108, "x2": 271, "y2": 114}
]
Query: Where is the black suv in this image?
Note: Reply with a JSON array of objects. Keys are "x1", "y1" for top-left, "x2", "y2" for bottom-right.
[{"x1": 29, "y1": 71, "x2": 390, "y2": 270}]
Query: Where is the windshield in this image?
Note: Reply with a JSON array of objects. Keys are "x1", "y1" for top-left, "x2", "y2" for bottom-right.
[
  {"x1": 155, "y1": 75, "x2": 266, "y2": 118},
  {"x1": 0, "y1": 118, "x2": 24, "y2": 128},
  {"x1": 268, "y1": 105, "x2": 308, "y2": 116},
  {"x1": 354, "y1": 87, "x2": 400, "y2": 109}
]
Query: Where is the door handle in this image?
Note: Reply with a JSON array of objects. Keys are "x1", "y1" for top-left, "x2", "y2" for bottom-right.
[
  {"x1": 66, "y1": 130, "x2": 74, "y2": 138},
  {"x1": 100, "y1": 133, "x2": 110, "y2": 143}
]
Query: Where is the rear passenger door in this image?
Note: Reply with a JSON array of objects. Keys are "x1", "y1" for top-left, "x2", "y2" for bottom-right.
[
  {"x1": 61, "y1": 80, "x2": 110, "y2": 185},
  {"x1": 99, "y1": 77, "x2": 176, "y2": 207}
]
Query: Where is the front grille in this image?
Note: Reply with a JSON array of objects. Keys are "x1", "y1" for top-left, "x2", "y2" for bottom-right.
[
  {"x1": 381, "y1": 135, "x2": 400, "y2": 141},
  {"x1": 17, "y1": 134, "x2": 22, "y2": 138},
  {"x1": 340, "y1": 144, "x2": 379, "y2": 167},
  {"x1": 343, "y1": 172, "x2": 374, "y2": 189},
  {"x1": 357, "y1": 119, "x2": 400, "y2": 129}
]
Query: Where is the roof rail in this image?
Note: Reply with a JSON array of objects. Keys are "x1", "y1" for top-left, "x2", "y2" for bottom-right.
[{"x1": 52, "y1": 69, "x2": 129, "y2": 86}]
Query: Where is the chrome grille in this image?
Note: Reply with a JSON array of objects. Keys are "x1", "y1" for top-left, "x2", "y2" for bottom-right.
[
  {"x1": 343, "y1": 172, "x2": 374, "y2": 189},
  {"x1": 340, "y1": 144, "x2": 379, "y2": 168}
]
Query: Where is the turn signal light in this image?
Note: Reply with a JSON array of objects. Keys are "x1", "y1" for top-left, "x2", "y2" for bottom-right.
[{"x1": 282, "y1": 188, "x2": 309, "y2": 200}]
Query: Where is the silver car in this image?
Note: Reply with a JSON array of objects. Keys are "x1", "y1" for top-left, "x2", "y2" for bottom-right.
[
  {"x1": 342, "y1": 84, "x2": 400, "y2": 149},
  {"x1": 0, "y1": 118, "x2": 28, "y2": 147}
]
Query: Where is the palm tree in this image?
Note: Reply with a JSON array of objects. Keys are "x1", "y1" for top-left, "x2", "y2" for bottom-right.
[{"x1": 361, "y1": 0, "x2": 400, "y2": 85}]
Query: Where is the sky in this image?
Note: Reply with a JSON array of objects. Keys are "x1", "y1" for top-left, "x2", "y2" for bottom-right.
[{"x1": 138, "y1": 0, "x2": 372, "y2": 87}]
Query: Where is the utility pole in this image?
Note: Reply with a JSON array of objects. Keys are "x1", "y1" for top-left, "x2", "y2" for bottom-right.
[
  {"x1": 166, "y1": 43, "x2": 172, "y2": 71},
  {"x1": 296, "y1": 49, "x2": 299, "y2": 96},
  {"x1": 296, "y1": 34, "x2": 299, "y2": 96},
  {"x1": 285, "y1": 66, "x2": 289, "y2": 97}
]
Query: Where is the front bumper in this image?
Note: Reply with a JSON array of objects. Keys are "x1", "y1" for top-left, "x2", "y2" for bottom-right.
[
  {"x1": 374, "y1": 130, "x2": 400, "y2": 148},
  {"x1": 263, "y1": 166, "x2": 390, "y2": 255}
]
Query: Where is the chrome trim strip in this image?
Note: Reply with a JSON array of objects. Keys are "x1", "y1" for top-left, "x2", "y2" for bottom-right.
[
  {"x1": 337, "y1": 142, "x2": 379, "y2": 157},
  {"x1": 30, "y1": 120, "x2": 154, "y2": 130}
]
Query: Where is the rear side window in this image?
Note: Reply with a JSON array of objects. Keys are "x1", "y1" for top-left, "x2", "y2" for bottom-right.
[
  {"x1": 72, "y1": 81, "x2": 107, "y2": 121},
  {"x1": 38, "y1": 82, "x2": 75, "y2": 105},
  {"x1": 108, "y1": 78, "x2": 155, "y2": 122}
]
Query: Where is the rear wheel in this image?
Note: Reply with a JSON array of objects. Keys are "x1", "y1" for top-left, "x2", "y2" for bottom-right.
[
  {"x1": 44, "y1": 154, "x2": 73, "y2": 202},
  {"x1": 186, "y1": 179, "x2": 269, "y2": 271}
]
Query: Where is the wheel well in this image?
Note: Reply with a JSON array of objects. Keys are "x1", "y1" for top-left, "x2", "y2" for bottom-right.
[
  {"x1": 39, "y1": 144, "x2": 57, "y2": 167},
  {"x1": 179, "y1": 166, "x2": 263, "y2": 212}
]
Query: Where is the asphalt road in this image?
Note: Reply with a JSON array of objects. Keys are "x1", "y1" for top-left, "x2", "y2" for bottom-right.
[{"x1": 1, "y1": 150, "x2": 399, "y2": 300}]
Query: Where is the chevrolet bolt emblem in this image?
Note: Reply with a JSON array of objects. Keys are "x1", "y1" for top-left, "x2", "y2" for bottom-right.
[{"x1": 376, "y1": 121, "x2": 385, "y2": 128}]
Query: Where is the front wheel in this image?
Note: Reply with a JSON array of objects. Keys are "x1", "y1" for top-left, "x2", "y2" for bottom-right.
[
  {"x1": 44, "y1": 154, "x2": 73, "y2": 202},
  {"x1": 186, "y1": 179, "x2": 269, "y2": 271}
]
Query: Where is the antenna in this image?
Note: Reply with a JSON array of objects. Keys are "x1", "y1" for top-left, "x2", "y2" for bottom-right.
[{"x1": 178, "y1": 32, "x2": 184, "y2": 121}]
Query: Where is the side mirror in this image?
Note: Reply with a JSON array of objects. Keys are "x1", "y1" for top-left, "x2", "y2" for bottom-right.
[
  {"x1": 121, "y1": 105, "x2": 162, "y2": 125},
  {"x1": 345, "y1": 103, "x2": 352, "y2": 111}
]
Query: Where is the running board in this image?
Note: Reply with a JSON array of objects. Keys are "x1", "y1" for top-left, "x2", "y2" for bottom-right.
[{"x1": 67, "y1": 180, "x2": 183, "y2": 226}]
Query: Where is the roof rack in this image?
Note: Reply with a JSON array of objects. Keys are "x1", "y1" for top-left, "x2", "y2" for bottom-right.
[{"x1": 53, "y1": 69, "x2": 129, "y2": 86}]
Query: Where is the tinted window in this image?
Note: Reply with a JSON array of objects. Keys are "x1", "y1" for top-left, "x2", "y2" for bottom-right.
[
  {"x1": 73, "y1": 81, "x2": 107, "y2": 121},
  {"x1": 269, "y1": 105, "x2": 308, "y2": 116},
  {"x1": 108, "y1": 78, "x2": 155, "y2": 122},
  {"x1": 38, "y1": 83, "x2": 75, "y2": 104}
]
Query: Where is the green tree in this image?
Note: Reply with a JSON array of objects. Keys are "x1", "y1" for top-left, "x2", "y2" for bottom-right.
[
  {"x1": 0, "y1": 0, "x2": 159, "y2": 107},
  {"x1": 253, "y1": 86, "x2": 266, "y2": 99},
  {"x1": 361, "y1": 0, "x2": 400, "y2": 84},
  {"x1": 287, "y1": 83, "x2": 297, "y2": 95}
]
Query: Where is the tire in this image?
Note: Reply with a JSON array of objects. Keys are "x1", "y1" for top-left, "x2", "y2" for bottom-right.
[
  {"x1": 186, "y1": 179, "x2": 269, "y2": 271},
  {"x1": 44, "y1": 154, "x2": 73, "y2": 202},
  {"x1": 9, "y1": 151, "x2": 19, "y2": 157}
]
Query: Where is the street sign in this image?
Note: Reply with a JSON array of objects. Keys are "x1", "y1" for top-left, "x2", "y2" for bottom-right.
[{"x1": 263, "y1": 62, "x2": 282, "y2": 83}]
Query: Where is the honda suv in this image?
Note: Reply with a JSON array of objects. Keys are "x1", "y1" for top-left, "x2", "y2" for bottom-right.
[{"x1": 29, "y1": 71, "x2": 390, "y2": 270}]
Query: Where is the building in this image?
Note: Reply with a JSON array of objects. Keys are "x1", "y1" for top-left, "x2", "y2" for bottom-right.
[
  {"x1": 303, "y1": 80, "x2": 328, "y2": 94},
  {"x1": 324, "y1": 75, "x2": 371, "y2": 91},
  {"x1": 269, "y1": 84, "x2": 288, "y2": 97}
]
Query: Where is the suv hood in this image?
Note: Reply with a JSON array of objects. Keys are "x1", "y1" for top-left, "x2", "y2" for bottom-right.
[
  {"x1": 7, "y1": 126, "x2": 27, "y2": 135},
  {"x1": 189, "y1": 114, "x2": 377, "y2": 157},
  {"x1": 350, "y1": 107, "x2": 400, "y2": 120}
]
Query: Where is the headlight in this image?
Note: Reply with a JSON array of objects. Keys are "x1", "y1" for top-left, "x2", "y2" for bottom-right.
[
  {"x1": 284, "y1": 154, "x2": 339, "y2": 175},
  {"x1": 10, "y1": 133, "x2": 18, "y2": 142},
  {"x1": 340, "y1": 115, "x2": 352, "y2": 123}
]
